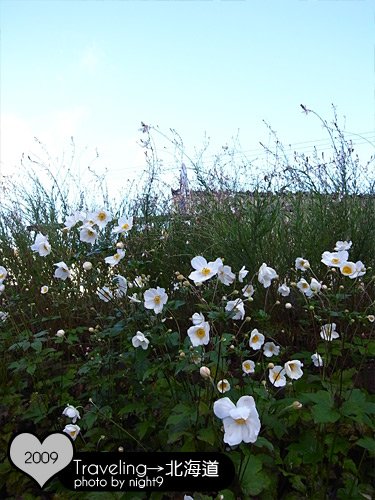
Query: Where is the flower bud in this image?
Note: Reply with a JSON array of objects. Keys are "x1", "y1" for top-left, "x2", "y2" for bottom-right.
[
  {"x1": 199, "y1": 366, "x2": 211, "y2": 379},
  {"x1": 56, "y1": 329, "x2": 65, "y2": 337},
  {"x1": 292, "y1": 401, "x2": 303, "y2": 409},
  {"x1": 267, "y1": 363, "x2": 274, "y2": 369},
  {"x1": 83, "y1": 261, "x2": 93, "y2": 271},
  {"x1": 285, "y1": 303, "x2": 292, "y2": 309}
]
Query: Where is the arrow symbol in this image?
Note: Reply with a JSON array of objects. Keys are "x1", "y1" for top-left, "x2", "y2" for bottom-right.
[{"x1": 147, "y1": 466, "x2": 164, "y2": 472}]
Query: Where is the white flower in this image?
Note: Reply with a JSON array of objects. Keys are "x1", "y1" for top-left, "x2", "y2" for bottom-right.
[
  {"x1": 63, "y1": 424, "x2": 80, "y2": 440},
  {"x1": 217, "y1": 261, "x2": 236, "y2": 286},
  {"x1": 184, "y1": 496, "x2": 194, "y2": 500},
  {"x1": 249, "y1": 329, "x2": 265, "y2": 350},
  {"x1": 62, "y1": 404, "x2": 81, "y2": 423},
  {"x1": 339, "y1": 261, "x2": 356, "y2": 277},
  {"x1": 0, "y1": 311, "x2": 9, "y2": 322},
  {"x1": 284, "y1": 360, "x2": 304, "y2": 380},
  {"x1": 79, "y1": 225, "x2": 98, "y2": 245},
  {"x1": 321, "y1": 250, "x2": 349, "y2": 268},
  {"x1": 217, "y1": 379, "x2": 231, "y2": 394},
  {"x1": 308, "y1": 278, "x2": 321, "y2": 297},
  {"x1": 334, "y1": 240, "x2": 352, "y2": 252},
  {"x1": 54, "y1": 262, "x2": 71, "y2": 280},
  {"x1": 263, "y1": 341, "x2": 280, "y2": 357},
  {"x1": 143, "y1": 287, "x2": 168, "y2": 314},
  {"x1": 97, "y1": 286, "x2": 113, "y2": 302},
  {"x1": 242, "y1": 360, "x2": 255, "y2": 374},
  {"x1": 105, "y1": 249, "x2": 125, "y2": 267},
  {"x1": 56, "y1": 329, "x2": 65, "y2": 337},
  {"x1": 213, "y1": 395, "x2": 261, "y2": 446},
  {"x1": 367, "y1": 315, "x2": 375, "y2": 323},
  {"x1": 285, "y1": 302, "x2": 292, "y2": 309},
  {"x1": 0, "y1": 266, "x2": 7, "y2": 283},
  {"x1": 40, "y1": 285, "x2": 49, "y2": 294},
  {"x1": 348, "y1": 261, "x2": 366, "y2": 279},
  {"x1": 311, "y1": 352, "x2": 323, "y2": 367},
  {"x1": 0, "y1": 284, "x2": 5, "y2": 295},
  {"x1": 83, "y1": 261, "x2": 93, "y2": 271},
  {"x1": 31, "y1": 233, "x2": 51, "y2": 256},
  {"x1": 238, "y1": 266, "x2": 249, "y2": 283},
  {"x1": 113, "y1": 216, "x2": 133, "y2": 234},
  {"x1": 297, "y1": 278, "x2": 310, "y2": 295},
  {"x1": 114, "y1": 275, "x2": 127, "y2": 298},
  {"x1": 191, "y1": 312, "x2": 205, "y2": 325},
  {"x1": 187, "y1": 322, "x2": 210, "y2": 346},
  {"x1": 320, "y1": 323, "x2": 340, "y2": 341},
  {"x1": 188, "y1": 256, "x2": 221, "y2": 283},
  {"x1": 225, "y1": 299, "x2": 245, "y2": 320},
  {"x1": 278, "y1": 283, "x2": 290, "y2": 297},
  {"x1": 132, "y1": 331, "x2": 149, "y2": 350},
  {"x1": 258, "y1": 263, "x2": 278, "y2": 288},
  {"x1": 295, "y1": 257, "x2": 310, "y2": 271},
  {"x1": 268, "y1": 365, "x2": 287, "y2": 387},
  {"x1": 63, "y1": 211, "x2": 86, "y2": 230},
  {"x1": 242, "y1": 283, "x2": 255, "y2": 298},
  {"x1": 92, "y1": 208, "x2": 112, "y2": 228}
]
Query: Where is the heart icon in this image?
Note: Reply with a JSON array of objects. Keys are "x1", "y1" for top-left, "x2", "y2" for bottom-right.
[{"x1": 9, "y1": 432, "x2": 74, "y2": 488}]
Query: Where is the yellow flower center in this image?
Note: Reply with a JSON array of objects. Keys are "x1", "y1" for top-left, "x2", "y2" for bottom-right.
[
  {"x1": 243, "y1": 362, "x2": 250, "y2": 370},
  {"x1": 0, "y1": 274, "x2": 5, "y2": 279},
  {"x1": 70, "y1": 431, "x2": 77, "y2": 437},
  {"x1": 342, "y1": 265, "x2": 353, "y2": 275},
  {"x1": 88, "y1": 230, "x2": 94, "y2": 236},
  {"x1": 196, "y1": 327, "x2": 206, "y2": 338},
  {"x1": 154, "y1": 295, "x2": 161, "y2": 305},
  {"x1": 302, "y1": 282, "x2": 309, "y2": 289},
  {"x1": 201, "y1": 267, "x2": 211, "y2": 276},
  {"x1": 122, "y1": 223, "x2": 129, "y2": 230},
  {"x1": 114, "y1": 253, "x2": 121, "y2": 260},
  {"x1": 289, "y1": 364, "x2": 296, "y2": 371},
  {"x1": 234, "y1": 418, "x2": 247, "y2": 425},
  {"x1": 332, "y1": 258, "x2": 340, "y2": 264},
  {"x1": 252, "y1": 335, "x2": 259, "y2": 343},
  {"x1": 98, "y1": 212, "x2": 106, "y2": 221}
]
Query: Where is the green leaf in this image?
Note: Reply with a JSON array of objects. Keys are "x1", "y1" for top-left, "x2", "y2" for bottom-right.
[
  {"x1": 31, "y1": 340, "x2": 42, "y2": 352},
  {"x1": 218, "y1": 490, "x2": 236, "y2": 500},
  {"x1": 253, "y1": 436, "x2": 274, "y2": 452},
  {"x1": 197, "y1": 427, "x2": 216, "y2": 446},
  {"x1": 302, "y1": 390, "x2": 340, "y2": 423},
  {"x1": 166, "y1": 299, "x2": 185, "y2": 310},
  {"x1": 240, "y1": 455, "x2": 270, "y2": 496},
  {"x1": 26, "y1": 364, "x2": 36, "y2": 375},
  {"x1": 356, "y1": 437, "x2": 375, "y2": 455}
]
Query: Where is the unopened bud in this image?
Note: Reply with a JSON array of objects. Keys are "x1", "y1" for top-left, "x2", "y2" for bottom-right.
[
  {"x1": 199, "y1": 366, "x2": 211, "y2": 379},
  {"x1": 292, "y1": 401, "x2": 303, "y2": 410}
]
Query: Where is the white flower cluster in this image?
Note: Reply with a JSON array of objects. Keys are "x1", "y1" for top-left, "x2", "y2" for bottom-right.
[
  {"x1": 62, "y1": 404, "x2": 81, "y2": 441},
  {"x1": 321, "y1": 240, "x2": 366, "y2": 279}
]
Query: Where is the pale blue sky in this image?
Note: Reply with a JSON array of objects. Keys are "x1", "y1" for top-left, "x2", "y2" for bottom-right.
[{"x1": 1, "y1": 0, "x2": 374, "y2": 193}]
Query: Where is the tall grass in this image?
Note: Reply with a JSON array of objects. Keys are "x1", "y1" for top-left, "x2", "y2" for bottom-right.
[{"x1": 0, "y1": 108, "x2": 374, "y2": 499}]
